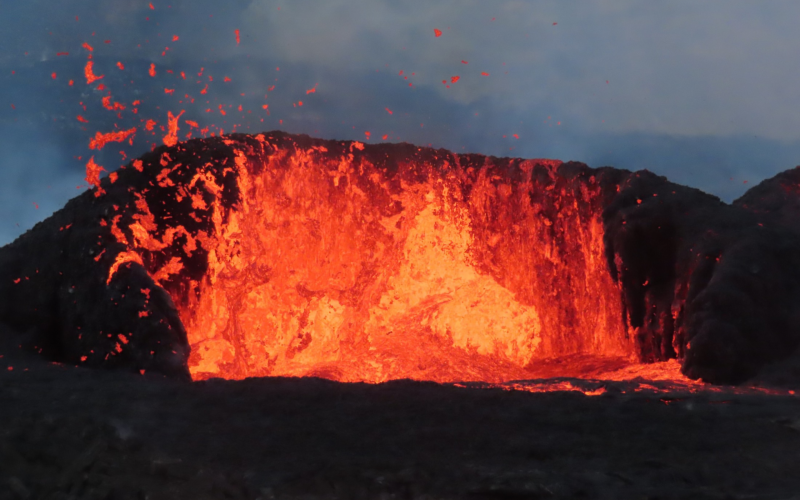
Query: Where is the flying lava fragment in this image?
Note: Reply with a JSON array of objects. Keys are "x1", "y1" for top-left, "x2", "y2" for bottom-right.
[
  {"x1": 149, "y1": 63, "x2": 156, "y2": 77},
  {"x1": 84, "y1": 61, "x2": 104, "y2": 84},
  {"x1": 84, "y1": 157, "x2": 106, "y2": 196},
  {"x1": 434, "y1": 28, "x2": 442, "y2": 37},
  {"x1": 162, "y1": 110, "x2": 185, "y2": 147},
  {"x1": 235, "y1": 29, "x2": 240, "y2": 45},
  {"x1": 101, "y1": 96, "x2": 125, "y2": 111},
  {"x1": 89, "y1": 128, "x2": 136, "y2": 150}
]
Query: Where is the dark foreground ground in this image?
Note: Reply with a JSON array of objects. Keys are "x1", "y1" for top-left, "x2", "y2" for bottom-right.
[{"x1": 2, "y1": 337, "x2": 800, "y2": 500}]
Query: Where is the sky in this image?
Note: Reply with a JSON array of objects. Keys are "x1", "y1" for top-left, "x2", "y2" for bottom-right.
[{"x1": 2, "y1": 0, "x2": 800, "y2": 245}]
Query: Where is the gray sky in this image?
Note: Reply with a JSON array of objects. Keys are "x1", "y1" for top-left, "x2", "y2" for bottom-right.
[{"x1": 2, "y1": 0, "x2": 800, "y2": 245}]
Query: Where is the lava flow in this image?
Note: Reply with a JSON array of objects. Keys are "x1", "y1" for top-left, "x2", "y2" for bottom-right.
[{"x1": 104, "y1": 132, "x2": 634, "y2": 383}]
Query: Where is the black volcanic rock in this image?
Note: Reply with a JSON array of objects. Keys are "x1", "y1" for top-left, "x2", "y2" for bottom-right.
[
  {"x1": 0, "y1": 136, "x2": 244, "y2": 379},
  {"x1": 1, "y1": 131, "x2": 799, "y2": 385},
  {"x1": 603, "y1": 169, "x2": 800, "y2": 383}
]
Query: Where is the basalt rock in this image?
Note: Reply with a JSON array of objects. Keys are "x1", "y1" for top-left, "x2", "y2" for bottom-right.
[
  {"x1": 603, "y1": 168, "x2": 800, "y2": 383},
  {"x1": 0, "y1": 131, "x2": 798, "y2": 385}
]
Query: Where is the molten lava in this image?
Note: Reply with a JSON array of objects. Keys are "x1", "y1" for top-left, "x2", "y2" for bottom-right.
[
  {"x1": 106, "y1": 133, "x2": 636, "y2": 383},
  {"x1": 7, "y1": 131, "x2": 800, "y2": 389}
]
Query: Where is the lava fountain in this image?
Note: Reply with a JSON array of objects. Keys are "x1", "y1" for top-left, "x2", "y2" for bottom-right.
[
  {"x1": 4, "y1": 131, "x2": 800, "y2": 387},
  {"x1": 170, "y1": 135, "x2": 631, "y2": 382}
]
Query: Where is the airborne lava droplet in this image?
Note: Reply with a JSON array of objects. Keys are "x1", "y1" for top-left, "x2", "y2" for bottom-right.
[
  {"x1": 385, "y1": 107, "x2": 393, "y2": 115},
  {"x1": 117, "y1": 62, "x2": 124, "y2": 70},
  {"x1": 162, "y1": 110, "x2": 185, "y2": 147},
  {"x1": 450, "y1": 76, "x2": 460, "y2": 83},
  {"x1": 434, "y1": 28, "x2": 442, "y2": 37},
  {"x1": 149, "y1": 64, "x2": 156, "y2": 77},
  {"x1": 85, "y1": 156, "x2": 106, "y2": 196},
  {"x1": 481, "y1": 72, "x2": 489, "y2": 76},
  {"x1": 84, "y1": 61, "x2": 104, "y2": 84},
  {"x1": 89, "y1": 128, "x2": 136, "y2": 150},
  {"x1": 101, "y1": 96, "x2": 125, "y2": 111},
  {"x1": 235, "y1": 29, "x2": 240, "y2": 45}
]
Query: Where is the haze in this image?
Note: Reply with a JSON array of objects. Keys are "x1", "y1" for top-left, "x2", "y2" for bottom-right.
[{"x1": 1, "y1": 0, "x2": 799, "y2": 244}]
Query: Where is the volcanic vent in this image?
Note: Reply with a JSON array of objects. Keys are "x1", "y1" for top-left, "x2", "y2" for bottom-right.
[{"x1": 3, "y1": 132, "x2": 800, "y2": 385}]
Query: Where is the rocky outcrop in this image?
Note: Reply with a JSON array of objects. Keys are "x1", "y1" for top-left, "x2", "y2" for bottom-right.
[{"x1": 604, "y1": 169, "x2": 800, "y2": 383}]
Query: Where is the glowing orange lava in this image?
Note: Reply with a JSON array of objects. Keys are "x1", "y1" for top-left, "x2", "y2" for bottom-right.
[
  {"x1": 85, "y1": 156, "x2": 106, "y2": 196},
  {"x1": 84, "y1": 60, "x2": 104, "y2": 84},
  {"x1": 89, "y1": 128, "x2": 136, "y2": 150},
  {"x1": 111, "y1": 135, "x2": 635, "y2": 383},
  {"x1": 162, "y1": 110, "x2": 184, "y2": 147},
  {"x1": 101, "y1": 133, "x2": 779, "y2": 392}
]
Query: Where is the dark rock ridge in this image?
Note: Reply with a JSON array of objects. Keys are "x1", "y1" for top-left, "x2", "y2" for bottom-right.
[{"x1": 1, "y1": 131, "x2": 799, "y2": 384}]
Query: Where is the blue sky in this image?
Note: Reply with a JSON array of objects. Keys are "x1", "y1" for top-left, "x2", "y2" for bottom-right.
[{"x1": 2, "y1": 0, "x2": 800, "y2": 244}]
